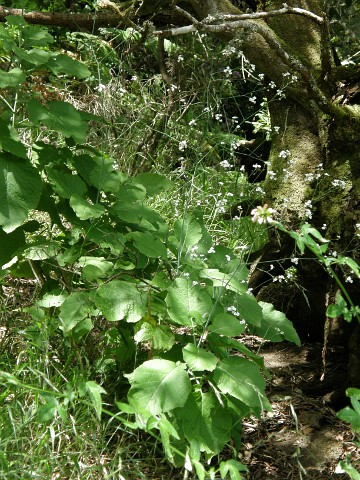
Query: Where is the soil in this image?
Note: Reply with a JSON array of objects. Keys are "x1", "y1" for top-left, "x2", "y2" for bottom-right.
[{"x1": 241, "y1": 339, "x2": 360, "y2": 480}]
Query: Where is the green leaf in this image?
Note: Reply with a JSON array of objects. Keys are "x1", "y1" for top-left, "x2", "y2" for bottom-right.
[
  {"x1": 165, "y1": 277, "x2": 213, "y2": 326},
  {"x1": 213, "y1": 357, "x2": 270, "y2": 410},
  {"x1": 78, "y1": 256, "x2": 113, "y2": 281},
  {"x1": 13, "y1": 47, "x2": 50, "y2": 66},
  {"x1": 220, "y1": 460, "x2": 248, "y2": 479},
  {"x1": 37, "y1": 394, "x2": 58, "y2": 423},
  {"x1": 199, "y1": 269, "x2": 248, "y2": 295},
  {"x1": 86, "y1": 224, "x2": 125, "y2": 255},
  {"x1": 128, "y1": 231, "x2": 167, "y2": 259},
  {"x1": 177, "y1": 391, "x2": 232, "y2": 454},
  {"x1": 127, "y1": 359, "x2": 192, "y2": 415},
  {"x1": 28, "y1": 100, "x2": 88, "y2": 143},
  {"x1": 74, "y1": 154, "x2": 124, "y2": 193},
  {"x1": 111, "y1": 200, "x2": 168, "y2": 237},
  {"x1": 182, "y1": 343, "x2": 218, "y2": 372},
  {"x1": 22, "y1": 24, "x2": 54, "y2": 47},
  {"x1": 59, "y1": 292, "x2": 94, "y2": 336},
  {"x1": 0, "y1": 154, "x2": 42, "y2": 232},
  {"x1": 0, "y1": 228, "x2": 25, "y2": 269},
  {"x1": 95, "y1": 279, "x2": 146, "y2": 322},
  {"x1": 133, "y1": 173, "x2": 173, "y2": 197},
  {"x1": 70, "y1": 195, "x2": 105, "y2": 220},
  {"x1": 209, "y1": 313, "x2": 246, "y2": 336},
  {"x1": 174, "y1": 214, "x2": 202, "y2": 250},
  {"x1": 249, "y1": 302, "x2": 301, "y2": 345},
  {"x1": 46, "y1": 168, "x2": 87, "y2": 199},
  {"x1": 0, "y1": 121, "x2": 27, "y2": 158},
  {"x1": 0, "y1": 67, "x2": 25, "y2": 88},
  {"x1": 23, "y1": 240, "x2": 59, "y2": 260},
  {"x1": 84, "y1": 381, "x2": 106, "y2": 420},
  {"x1": 337, "y1": 406, "x2": 360, "y2": 432},
  {"x1": 135, "y1": 322, "x2": 175, "y2": 352},
  {"x1": 236, "y1": 293, "x2": 263, "y2": 327},
  {"x1": 47, "y1": 54, "x2": 91, "y2": 79}
]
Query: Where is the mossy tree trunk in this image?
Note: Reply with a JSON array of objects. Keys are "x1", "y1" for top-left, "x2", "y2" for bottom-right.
[{"x1": 189, "y1": 0, "x2": 360, "y2": 395}]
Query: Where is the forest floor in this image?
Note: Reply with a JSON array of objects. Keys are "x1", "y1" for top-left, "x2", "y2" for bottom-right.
[{"x1": 240, "y1": 339, "x2": 360, "y2": 480}]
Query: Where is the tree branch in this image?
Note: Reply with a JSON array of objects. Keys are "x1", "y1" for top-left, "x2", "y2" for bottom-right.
[{"x1": 0, "y1": 6, "x2": 128, "y2": 30}]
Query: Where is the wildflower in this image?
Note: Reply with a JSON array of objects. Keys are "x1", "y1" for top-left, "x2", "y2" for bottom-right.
[
  {"x1": 179, "y1": 140, "x2": 188, "y2": 151},
  {"x1": 268, "y1": 170, "x2": 277, "y2": 180},
  {"x1": 188, "y1": 119, "x2": 197, "y2": 126},
  {"x1": 227, "y1": 306, "x2": 240, "y2": 317},
  {"x1": 177, "y1": 55, "x2": 184, "y2": 62},
  {"x1": 273, "y1": 126, "x2": 280, "y2": 134},
  {"x1": 208, "y1": 247, "x2": 215, "y2": 254},
  {"x1": 251, "y1": 204, "x2": 277, "y2": 224},
  {"x1": 279, "y1": 149, "x2": 291, "y2": 159},
  {"x1": 223, "y1": 66, "x2": 232, "y2": 76},
  {"x1": 225, "y1": 255, "x2": 231, "y2": 262},
  {"x1": 219, "y1": 160, "x2": 233, "y2": 169},
  {"x1": 345, "y1": 276, "x2": 353, "y2": 283},
  {"x1": 95, "y1": 83, "x2": 106, "y2": 93},
  {"x1": 249, "y1": 96, "x2": 257, "y2": 104}
]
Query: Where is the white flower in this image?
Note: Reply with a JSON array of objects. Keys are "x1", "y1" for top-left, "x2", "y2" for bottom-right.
[
  {"x1": 188, "y1": 119, "x2": 197, "y2": 126},
  {"x1": 251, "y1": 204, "x2": 277, "y2": 224},
  {"x1": 177, "y1": 55, "x2": 184, "y2": 62},
  {"x1": 249, "y1": 96, "x2": 257, "y2": 104},
  {"x1": 219, "y1": 160, "x2": 233, "y2": 169},
  {"x1": 279, "y1": 149, "x2": 291, "y2": 159},
  {"x1": 179, "y1": 140, "x2": 188, "y2": 151},
  {"x1": 345, "y1": 276, "x2": 353, "y2": 283},
  {"x1": 208, "y1": 247, "x2": 215, "y2": 254}
]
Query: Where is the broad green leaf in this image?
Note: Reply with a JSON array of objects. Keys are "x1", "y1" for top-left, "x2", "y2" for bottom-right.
[
  {"x1": 237, "y1": 293, "x2": 263, "y2": 326},
  {"x1": 208, "y1": 334, "x2": 270, "y2": 377},
  {"x1": 86, "y1": 225, "x2": 125, "y2": 255},
  {"x1": 209, "y1": 313, "x2": 246, "y2": 336},
  {"x1": 78, "y1": 256, "x2": 113, "y2": 281},
  {"x1": 220, "y1": 460, "x2": 248, "y2": 479},
  {"x1": 337, "y1": 406, "x2": 360, "y2": 432},
  {"x1": 5, "y1": 15, "x2": 27, "y2": 27},
  {"x1": 70, "y1": 195, "x2": 105, "y2": 220},
  {"x1": 165, "y1": 277, "x2": 213, "y2": 326},
  {"x1": 84, "y1": 381, "x2": 106, "y2": 420},
  {"x1": 37, "y1": 394, "x2": 58, "y2": 423},
  {"x1": 74, "y1": 154, "x2": 124, "y2": 192},
  {"x1": 72, "y1": 317, "x2": 93, "y2": 341},
  {"x1": 37, "y1": 292, "x2": 68, "y2": 308},
  {"x1": 249, "y1": 302, "x2": 301, "y2": 345},
  {"x1": 47, "y1": 54, "x2": 91, "y2": 78},
  {"x1": 177, "y1": 391, "x2": 232, "y2": 454},
  {"x1": 182, "y1": 343, "x2": 218, "y2": 372},
  {"x1": 173, "y1": 214, "x2": 202, "y2": 249},
  {"x1": 326, "y1": 303, "x2": 343, "y2": 318},
  {"x1": 133, "y1": 173, "x2": 173, "y2": 197},
  {"x1": 95, "y1": 279, "x2": 146, "y2": 322},
  {"x1": 13, "y1": 47, "x2": 50, "y2": 66},
  {"x1": 23, "y1": 239, "x2": 59, "y2": 260},
  {"x1": 111, "y1": 201, "x2": 168, "y2": 237},
  {"x1": 128, "y1": 231, "x2": 167, "y2": 259},
  {"x1": 0, "y1": 154, "x2": 42, "y2": 232},
  {"x1": 46, "y1": 168, "x2": 87, "y2": 199},
  {"x1": 22, "y1": 24, "x2": 54, "y2": 47},
  {"x1": 0, "y1": 121, "x2": 27, "y2": 158},
  {"x1": 199, "y1": 269, "x2": 247, "y2": 294},
  {"x1": 127, "y1": 359, "x2": 192, "y2": 415},
  {"x1": 28, "y1": 100, "x2": 88, "y2": 143},
  {"x1": 0, "y1": 228, "x2": 25, "y2": 269},
  {"x1": 59, "y1": 291, "x2": 93, "y2": 335},
  {"x1": 134, "y1": 322, "x2": 175, "y2": 352},
  {"x1": 213, "y1": 357, "x2": 270, "y2": 410},
  {"x1": 0, "y1": 67, "x2": 25, "y2": 88}
]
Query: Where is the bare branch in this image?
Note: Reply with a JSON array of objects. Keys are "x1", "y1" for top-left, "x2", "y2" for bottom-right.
[
  {"x1": 204, "y1": 4, "x2": 324, "y2": 25},
  {"x1": 0, "y1": 6, "x2": 127, "y2": 30}
]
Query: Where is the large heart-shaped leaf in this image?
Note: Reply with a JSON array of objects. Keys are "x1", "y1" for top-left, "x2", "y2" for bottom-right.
[
  {"x1": 0, "y1": 153, "x2": 42, "y2": 232},
  {"x1": 127, "y1": 359, "x2": 191, "y2": 415}
]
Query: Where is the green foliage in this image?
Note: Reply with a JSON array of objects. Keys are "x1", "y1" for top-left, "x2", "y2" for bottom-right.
[
  {"x1": 0, "y1": 17, "x2": 304, "y2": 478},
  {"x1": 336, "y1": 389, "x2": 360, "y2": 479}
]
